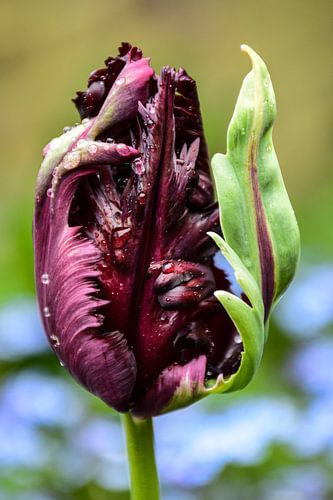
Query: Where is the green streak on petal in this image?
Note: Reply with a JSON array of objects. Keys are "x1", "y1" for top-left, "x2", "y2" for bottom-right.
[{"x1": 36, "y1": 122, "x2": 89, "y2": 196}]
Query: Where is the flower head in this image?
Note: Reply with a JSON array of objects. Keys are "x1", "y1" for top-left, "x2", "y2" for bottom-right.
[{"x1": 34, "y1": 43, "x2": 299, "y2": 417}]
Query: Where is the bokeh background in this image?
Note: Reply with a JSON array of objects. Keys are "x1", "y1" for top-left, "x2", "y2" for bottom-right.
[{"x1": 1, "y1": 0, "x2": 333, "y2": 498}]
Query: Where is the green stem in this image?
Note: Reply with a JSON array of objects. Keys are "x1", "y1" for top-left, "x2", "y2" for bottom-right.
[{"x1": 121, "y1": 413, "x2": 160, "y2": 500}]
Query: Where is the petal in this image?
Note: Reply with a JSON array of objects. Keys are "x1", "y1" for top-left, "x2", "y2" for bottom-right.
[
  {"x1": 34, "y1": 164, "x2": 137, "y2": 412},
  {"x1": 88, "y1": 56, "x2": 155, "y2": 138},
  {"x1": 133, "y1": 355, "x2": 207, "y2": 418},
  {"x1": 73, "y1": 43, "x2": 142, "y2": 119}
]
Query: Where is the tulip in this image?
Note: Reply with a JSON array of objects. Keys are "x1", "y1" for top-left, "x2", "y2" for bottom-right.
[{"x1": 34, "y1": 42, "x2": 300, "y2": 499}]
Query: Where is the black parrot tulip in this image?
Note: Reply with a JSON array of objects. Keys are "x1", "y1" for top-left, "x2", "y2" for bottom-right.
[{"x1": 34, "y1": 43, "x2": 299, "y2": 417}]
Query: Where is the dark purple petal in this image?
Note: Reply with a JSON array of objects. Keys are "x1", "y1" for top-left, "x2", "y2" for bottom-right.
[
  {"x1": 73, "y1": 43, "x2": 140, "y2": 119},
  {"x1": 133, "y1": 355, "x2": 207, "y2": 418},
  {"x1": 35, "y1": 43, "x2": 241, "y2": 416},
  {"x1": 34, "y1": 166, "x2": 137, "y2": 412}
]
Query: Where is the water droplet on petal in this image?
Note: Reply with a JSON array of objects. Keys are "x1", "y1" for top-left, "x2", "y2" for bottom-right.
[
  {"x1": 114, "y1": 248, "x2": 125, "y2": 264},
  {"x1": 63, "y1": 151, "x2": 80, "y2": 170},
  {"x1": 46, "y1": 188, "x2": 54, "y2": 198},
  {"x1": 112, "y1": 227, "x2": 132, "y2": 248},
  {"x1": 116, "y1": 143, "x2": 129, "y2": 154},
  {"x1": 160, "y1": 313, "x2": 167, "y2": 323},
  {"x1": 106, "y1": 137, "x2": 115, "y2": 143},
  {"x1": 63, "y1": 151, "x2": 81, "y2": 170},
  {"x1": 138, "y1": 192, "x2": 146, "y2": 205},
  {"x1": 41, "y1": 273, "x2": 50, "y2": 285},
  {"x1": 234, "y1": 334, "x2": 242, "y2": 344},
  {"x1": 43, "y1": 306, "x2": 51, "y2": 318},
  {"x1": 63, "y1": 126, "x2": 72, "y2": 133},
  {"x1": 162, "y1": 262, "x2": 174, "y2": 274},
  {"x1": 132, "y1": 159, "x2": 145, "y2": 175},
  {"x1": 115, "y1": 77, "x2": 126, "y2": 86},
  {"x1": 50, "y1": 334, "x2": 60, "y2": 347},
  {"x1": 88, "y1": 143, "x2": 98, "y2": 154}
]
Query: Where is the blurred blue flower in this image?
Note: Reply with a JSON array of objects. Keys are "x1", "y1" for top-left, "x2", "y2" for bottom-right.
[
  {"x1": 290, "y1": 394, "x2": 333, "y2": 456},
  {"x1": 0, "y1": 411, "x2": 45, "y2": 467},
  {"x1": 70, "y1": 418, "x2": 128, "y2": 491},
  {"x1": 0, "y1": 494, "x2": 56, "y2": 500},
  {"x1": 155, "y1": 397, "x2": 298, "y2": 487},
  {"x1": 0, "y1": 298, "x2": 48, "y2": 360},
  {"x1": 213, "y1": 252, "x2": 243, "y2": 297},
  {"x1": 53, "y1": 444, "x2": 96, "y2": 488},
  {"x1": 261, "y1": 465, "x2": 329, "y2": 500},
  {"x1": 275, "y1": 264, "x2": 333, "y2": 338},
  {"x1": 288, "y1": 338, "x2": 333, "y2": 395},
  {"x1": 1, "y1": 370, "x2": 83, "y2": 427}
]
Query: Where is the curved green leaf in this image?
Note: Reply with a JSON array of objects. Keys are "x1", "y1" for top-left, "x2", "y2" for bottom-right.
[
  {"x1": 206, "y1": 45, "x2": 300, "y2": 395},
  {"x1": 212, "y1": 45, "x2": 300, "y2": 317}
]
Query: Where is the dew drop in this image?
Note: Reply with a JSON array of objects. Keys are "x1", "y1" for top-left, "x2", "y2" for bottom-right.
[
  {"x1": 146, "y1": 118, "x2": 154, "y2": 127},
  {"x1": 88, "y1": 143, "x2": 98, "y2": 154},
  {"x1": 63, "y1": 151, "x2": 80, "y2": 170},
  {"x1": 50, "y1": 334, "x2": 60, "y2": 347},
  {"x1": 119, "y1": 282, "x2": 124, "y2": 291},
  {"x1": 162, "y1": 262, "x2": 174, "y2": 274},
  {"x1": 59, "y1": 360, "x2": 65, "y2": 367},
  {"x1": 116, "y1": 143, "x2": 129, "y2": 154},
  {"x1": 106, "y1": 137, "x2": 115, "y2": 143},
  {"x1": 41, "y1": 273, "x2": 50, "y2": 285},
  {"x1": 132, "y1": 159, "x2": 145, "y2": 175},
  {"x1": 241, "y1": 127, "x2": 246, "y2": 135},
  {"x1": 46, "y1": 188, "x2": 54, "y2": 198},
  {"x1": 112, "y1": 227, "x2": 132, "y2": 248},
  {"x1": 81, "y1": 118, "x2": 90, "y2": 124},
  {"x1": 63, "y1": 126, "x2": 72, "y2": 133},
  {"x1": 138, "y1": 192, "x2": 146, "y2": 205},
  {"x1": 43, "y1": 306, "x2": 51, "y2": 318},
  {"x1": 115, "y1": 77, "x2": 126, "y2": 86},
  {"x1": 266, "y1": 144, "x2": 272, "y2": 152},
  {"x1": 114, "y1": 248, "x2": 125, "y2": 264},
  {"x1": 234, "y1": 334, "x2": 242, "y2": 344},
  {"x1": 160, "y1": 313, "x2": 167, "y2": 323}
]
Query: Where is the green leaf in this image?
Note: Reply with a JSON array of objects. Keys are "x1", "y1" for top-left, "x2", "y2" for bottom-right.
[
  {"x1": 207, "y1": 232, "x2": 265, "y2": 393},
  {"x1": 205, "y1": 45, "x2": 300, "y2": 395},
  {"x1": 212, "y1": 45, "x2": 300, "y2": 317}
]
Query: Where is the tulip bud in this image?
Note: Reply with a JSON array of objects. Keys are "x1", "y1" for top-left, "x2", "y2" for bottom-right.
[{"x1": 33, "y1": 43, "x2": 299, "y2": 417}]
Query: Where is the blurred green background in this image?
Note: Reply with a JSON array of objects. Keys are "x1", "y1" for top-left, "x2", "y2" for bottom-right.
[{"x1": 0, "y1": 1, "x2": 332, "y2": 499}]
